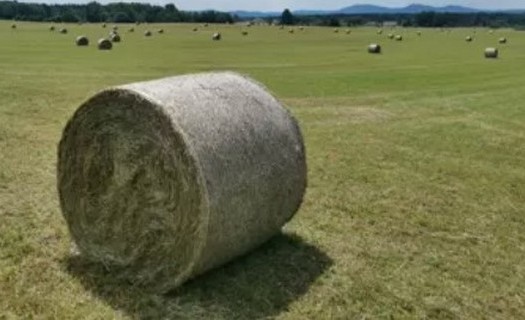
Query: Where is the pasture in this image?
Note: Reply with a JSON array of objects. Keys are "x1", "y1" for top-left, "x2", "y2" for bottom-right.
[{"x1": 1, "y1": 21, "x2": 524, "y2": 319}]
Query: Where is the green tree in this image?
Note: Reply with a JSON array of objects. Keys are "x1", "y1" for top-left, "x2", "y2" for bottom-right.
[{"x1": 281, "y1": 8, "x2": 294, "y2": 25}]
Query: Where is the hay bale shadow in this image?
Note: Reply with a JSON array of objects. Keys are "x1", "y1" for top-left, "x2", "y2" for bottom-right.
[{"x1": 65, "y1": 233, "x2": 332, "y2": 319}]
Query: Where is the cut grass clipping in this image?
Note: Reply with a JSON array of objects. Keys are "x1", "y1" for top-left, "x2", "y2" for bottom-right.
[{"x1": 57, "y1": 72, "x2": 307, "y2": 293}]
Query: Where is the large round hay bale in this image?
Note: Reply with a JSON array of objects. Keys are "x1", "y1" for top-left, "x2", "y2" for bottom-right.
[
  {"x1": 212, "y1": 32, "x2": 221, "y2": 40},
  {"x1": 499, "y1": 37, "x2": 507, "y2": 44},
  {"x1": 110, "y1": 33, "x2": 121, "y2": 42},
  {"x1": 60, "y1": 28, "x2": 67, "y2": 34},
  {"x1": 465, "y1": 36, "x2": 473, "y2": 42},
  {"x1": 75, "y1": 36, "x2": 89, "y2": 46},
  {"x1": 388, "y1": 33, "x2": 394, "y2": 39},
  {"x1": 112, "y1": 25, "x2": 118, "y2": 31},
  {"x1": 485, "y1": 47, "x2": 498, "y2": 59},
  {"x1": 144, "y1": 30, "x2": 152, "y2": 37},
  {"x1": 157, "y1": 28, "x2": 164, "y2": 34},
  {"x1": 395, "y1": 35, "x2": 403, "y2": 41},
  {"x1": 128, "y1": 27, "x2": 134, "y2": 33},
  {"x1": 368, "y1": 43, "x2": 381, "y2": 54},
  {"x1": 57, "y1": 72, "x2": 307, "y2": 292},
  {"x1": 333, "y1": 28, "x2": 339, "y2": 33},
  {"x1": 49, "y1": 25, "x2": 55, "y2": 31},
  {"x1": 97, "y1": 38, "x2": 112, "y2": 50}
]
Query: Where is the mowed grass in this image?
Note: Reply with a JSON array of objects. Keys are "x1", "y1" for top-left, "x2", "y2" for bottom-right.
[{"x1": 1, "y1": 21, "x2": 525, "y2": 319}]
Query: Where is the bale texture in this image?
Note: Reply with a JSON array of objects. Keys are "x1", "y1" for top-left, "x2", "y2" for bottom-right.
[
  {"x1": 57, "y1": 72, "x2": 307, "y2": 292},
  {"x1": 485, "y1": 47, "x2": 498, "y2": 58},
  {"x1": 75, "y1": 36, "x2": 89, "y2": 46},
  {"x1": 368, "y1": 44, "x2": 381, "y2": 54},
  {"x1": 97, "y1": 38, "x2": 112, "y2": 50}
]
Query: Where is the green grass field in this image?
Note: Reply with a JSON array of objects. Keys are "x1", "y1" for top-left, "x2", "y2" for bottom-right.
[{"x1": 1, "y1": 21, "x2": 524, "y2": 319}]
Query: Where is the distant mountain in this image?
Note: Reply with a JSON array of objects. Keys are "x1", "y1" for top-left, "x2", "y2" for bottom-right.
[{"x1": 232, "y1": 3, "x2": 483, "y2": 18}]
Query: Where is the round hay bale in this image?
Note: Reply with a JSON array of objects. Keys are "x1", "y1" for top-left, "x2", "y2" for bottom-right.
[
  {"x1": 158, "y1": 29, "x2": 164, "y2": 34},
  {"x1": 97, "y1": 38, "x2": 112, "y2": 50},
  {"x1": 193, "y1": 27, "x2": 198, "y2": 32},
  {"x1": 417, "y1": 31, "x2": 422, "y2": 36},
  {"x1": 368, "y1": 43, "x2": 381, "y2": 54},
  {"x1": 299, "y1": 26, "x2": 304, "y2": 31},
  {"x1": 57, "y1": 72, "x2": 307, "y2": 292},
  {"x1": 204, "y1": 23, "x2": 209, "y2": 27},
  {"x1": 388, "y1": 33, "x2": 394, "y2": 39},
  {"x1": 75, "y1": 35, "x2": 89, "y2": 46},
  {"x1": 288, "y1": 28, "x2": 294, "y2": 34},
  {"x1": 144, "y1": 30, "x2": 152, "y2": 37},
  {"x1": 377, "y1": 29, "x2": 383, "y2": 35},
  {"x1": 333, "y1": 28, "x2": 339, "y2": 33},
  {"x1": 485, "y1": 47, "x2": 498, "y2": 59},
  {"x1": 395, "y1": 35, "x2": 403, "y2": 41},
  {"x1": 241, "y1": 31, "x2": 248, "y2": 36},
  {"x1": 110, "y1": 33, "x2": 121, "y2": 42},
  {"x1": 11, "y1": 23, "x2": 16, "y2": 29},
  {"x1": 346, "y1": 29, "x2": 351, "y2": 34},
  {"x1": 499, "y1": 37, "x2": 507, "y2": 44},
  {"x1": 128, "y1": 27, "x2": 134, "y2": 33},
  {"x1": 60, "y1": 28, "x2": 68, "y2": 34},
  {"x1": 112, "y1": 25, "x2": 118, "y2": 31},
  {"x1": 102, "y1": 23, "x2": 106, "y2": 28},
  {"x1": 49, "y1": 25, "x2": 55, "y2": 31},
  {"x1": 465, "y1": 36, "x2": 473, "y2": 42},
  {"x1": 279, "y1": 25, "x2": 284, "y2": 30},
  {"x1": 212, "y1": 32, "x2": 221, "y2": 40}
]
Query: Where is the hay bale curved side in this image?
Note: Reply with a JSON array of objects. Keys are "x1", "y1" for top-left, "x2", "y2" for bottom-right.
[
  {"x1": 75, "y1": 36, "x2": 89, "y2": 46},
  {"x1": 97, "y1": 38, "x2": 112, "y2": 50},
  {"x1": 485, "y1": 47, "x2": 498, "y2": 59},
  {"x1": 57, "y1": 72, "x2": 307, "y2": 292},
  {"x1": 368, "y1": 43, "x2": 381, "y2": 54}
]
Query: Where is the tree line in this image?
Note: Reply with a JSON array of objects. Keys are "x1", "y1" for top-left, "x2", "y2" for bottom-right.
[
  {"x1": 280, "y1": 9, "x2": 525, "y2": 29},
  {"x1": 0, "y1": 1, "x2": 234, "y2": 23}
]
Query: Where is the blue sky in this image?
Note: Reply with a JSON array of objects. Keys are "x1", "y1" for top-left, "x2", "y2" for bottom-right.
[{"x1": 29, "y1": 1, "x2": 525, "y2": 11}]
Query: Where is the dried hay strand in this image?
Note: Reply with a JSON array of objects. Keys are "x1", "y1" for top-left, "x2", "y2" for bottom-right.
[
  {"x1": 97, "y1": 38, "x2": 112, "y2": 50},
  {"x1": 368, "y1": 43, "x2": 381, "y2": 54},
  {"x1": 57, "y1": 72, "x2": 307, "y2": 292},
  {"x1": 75, "y1": 36, "x2": 89, "y2": 46},
  {"x1": 212, "y1": 32, "x2": 221, "y2": 40},
  {"x1": 485, "y1": 47, "x2": 498, "y2": 59}
]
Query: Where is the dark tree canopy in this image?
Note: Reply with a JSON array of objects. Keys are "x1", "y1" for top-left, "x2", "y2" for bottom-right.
[{"x1": 281, "y1": 8, "x2": 294, "y2": 25}]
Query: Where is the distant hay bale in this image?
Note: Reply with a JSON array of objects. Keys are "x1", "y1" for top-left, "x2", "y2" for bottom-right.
[
  {"x1": 97, "y1": 38, "x2": 112, "y2": 50},
  {"x1": 158, "y1": 29, "x2": 164, "y2": 34},
  {"x1": 395, "y1": 35, "x2": 403, "y2": 41},
  {"x1": 388, "y1": 33, "x2": 394, "y2": 39},
  {"x1": 279, "y1": 25, "x2": 284, "y2": 30},
  {"x1": 49, "y1": 25, "x2": 55, "y2": 31},
  {"x1": 346, "y1": 29, "x2": 351, "y2": 34},
  {"x1": 465, "y1": 36, "x2": 473, "y2": 42},
  {"x1": 377, "y1": 29, "x2": 383, "y2": 35},
  {"x1": 212, "y1": 32, "x2": 221, "y2": 40},
  {"x1": 193, "y1": 27, "x2": 198, "y2": 32},
  {"x1": 368, "y1": 43, "x2": 381, "y2": 54},
  {"x1": 128, "y1": 27, "x2": 134, "y2": 33},
  {"x1": 288, "y1": 28, "x2": 294, "y2": 34},
  {"x1": 299, "y1": 26, "x2": 304, "y2": 31},
  {"x1": 102, "y1": 23, "x2": 106, "y2": 28},
  {"x1": 499, "y1": 37, "x2": 507, "y2": 44},
  {"x1": 241, "y1": 31, "x2": 248, "y2": 36},
  {"x1": 110, "y1": 33, "x2": 121, "y2": 42},
  {"x1": 75, "y1": 36, "x2": 89, "y2": 46},
  {"x1": 333, "y1": 28, "x2": 339, "y2": 33},
  {"x1": 144, "y1": 30, "x2": 152, "y2": 37},
  {"x1": 57, "y1": 72, "x2": 307, "y2": 293},
  {"x1": 112, "y1": 25, "x2": 118, "y2": 31},
  {"x1": 417, "y1": 31, "x2": 422, "y2": 36},
  {"x1": 60, "y1": 28, "x2": 68, "y2": 34},
  {"x1": 485, "y1": 47, "x2": 498, "y2": 59},
  {"x1": 204, "y1": 23, "x2": 209, "y2": 27},
  {"x1": 11, "y1": 23, "x2": 16, "y2": 29}
]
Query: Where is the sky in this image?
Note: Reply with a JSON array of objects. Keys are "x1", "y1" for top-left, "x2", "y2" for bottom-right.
[{"x1": 28, "y1": 1, "x2": 525, "y2": 11}]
